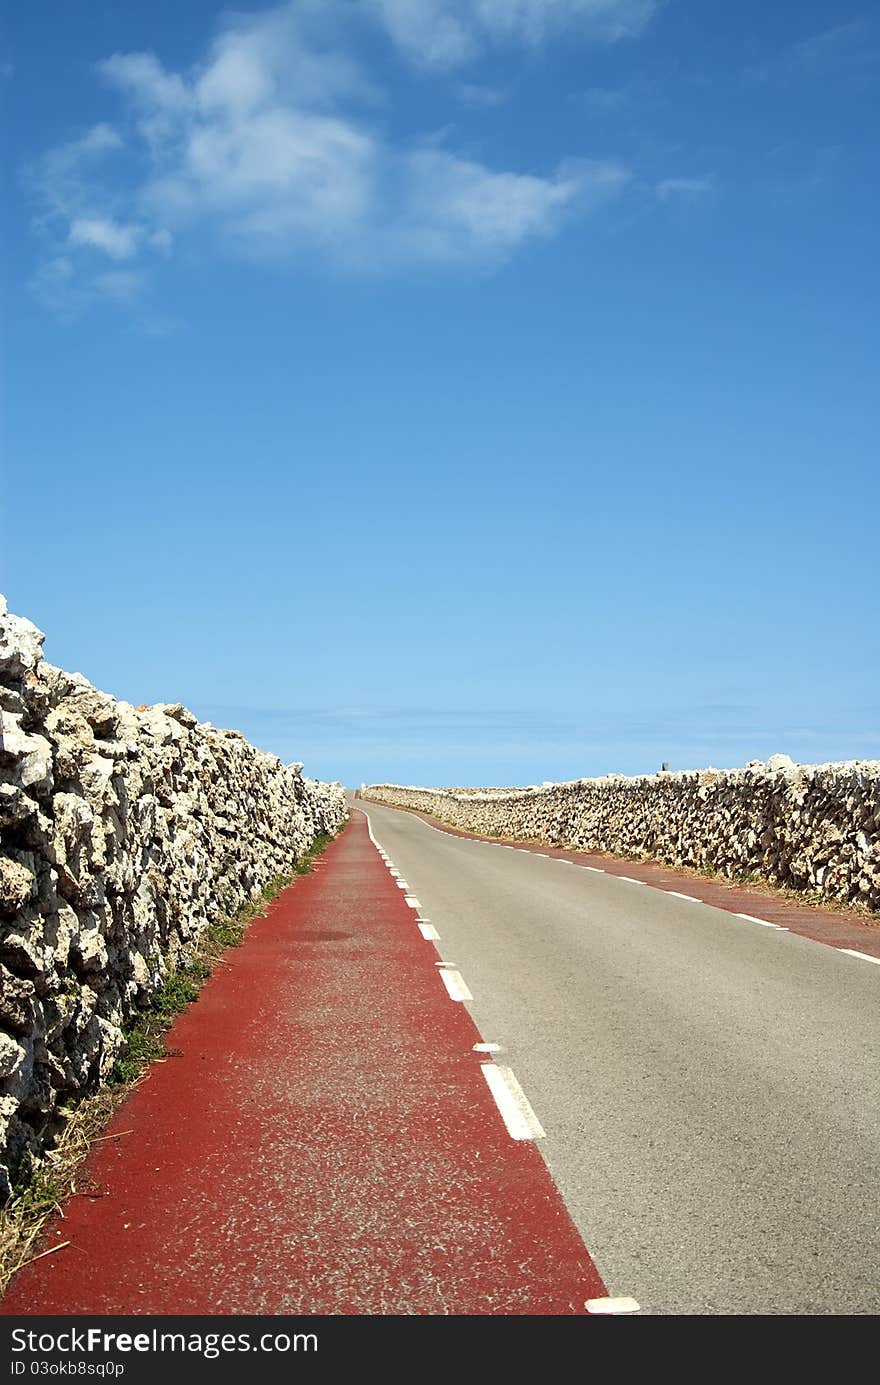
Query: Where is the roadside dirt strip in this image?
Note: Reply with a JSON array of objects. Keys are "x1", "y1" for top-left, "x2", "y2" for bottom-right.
[{"x1": 1, "y1": 816, "x2": 612, "y2": 1317}]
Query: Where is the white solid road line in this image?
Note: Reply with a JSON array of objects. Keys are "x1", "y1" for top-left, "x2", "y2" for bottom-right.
[
  {"x1": 417, "y1": 921, "x2": 440, "y2": 940},
  {"x1": 362, "y1": 811, "x2": 383, "y2": 853},
  {"x1": 417, "y1": 817, "x2": 447, "y2": 835},
  {"x1": 439, "y1": 969, "x2": 473, "y2": 1002},
  {"x1": 735, "y1": 912, "x2": 787, "y2": 931},
  {"x1": 364, "y1": 806, "x2": 874, "y2": 984},
  {"x1": 480, "y1": 1064, "x2": 546, "y2": 1140}
]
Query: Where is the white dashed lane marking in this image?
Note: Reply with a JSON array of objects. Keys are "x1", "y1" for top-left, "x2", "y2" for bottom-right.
[
  {"x1": 480, "y1": 1064, "x2": 546, "y2": 1141},
  {"x1": 735, "y1": 912, "x2": 787, "y2": 931},
  {"x1": 439, "y1": 969, "x2": 473, "y2": 1002},
  {"x1": 585, "y1": 1296, "x2": 641, "y2": 1315}
]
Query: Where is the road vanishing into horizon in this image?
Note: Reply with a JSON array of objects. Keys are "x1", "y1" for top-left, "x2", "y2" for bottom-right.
[
  {"x1": 358, "y1": 799, "x2": 880, "y2": 1316},
  {"x1": 4, "y1": 804, "x2": 878, "y2": 1319}
]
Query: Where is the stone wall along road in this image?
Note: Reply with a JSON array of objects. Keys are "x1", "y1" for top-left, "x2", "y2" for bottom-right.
[
  {"x1": 0, "y1": 596, "x2": 347, "y2": 1197},
  {"x1": 364, "y1": 758, "x2": 880, "y2": 914}
]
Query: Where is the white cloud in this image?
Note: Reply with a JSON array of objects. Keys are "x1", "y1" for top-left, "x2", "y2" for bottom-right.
[
  {"x1": 142, "y1": 104, "x2": 378, "y2": 259},
  {"x1": 397, "y1": 149, "x2": 580, "y2": 257},
  {"x1": 98, "y1": 52, "x2": 190, "y2": 152},
  {"x1": 475, "y1": 0, "x2": 659, "y2": 44},
  {"x1": 369, "y1": 0, "x2": 659, "y2": 66},
  {"x1": 68, "y1": 216, "x2": 141, "y2": 259},
  {"x1": 28, "y1": 1, "x2": 643, "y2": 314},
  {"x1": 368, "y1": 1, "x2": 476, "y2": 67},
  {"x1": 90, "y1": 8, "x2": 629, "y2": 267},
  {"x1": 27, "y1": 255, "x2": 147, "y2": 317},
  {"x1": 30, "y1": 123, "x2": 123, "y2": 221}
]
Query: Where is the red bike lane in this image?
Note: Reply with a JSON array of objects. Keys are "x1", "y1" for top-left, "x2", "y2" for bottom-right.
[{"x1": 1, "y1": 815, "x2": 607, "y2": 1316}]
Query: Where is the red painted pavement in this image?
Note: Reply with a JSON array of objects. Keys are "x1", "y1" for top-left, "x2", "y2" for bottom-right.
[
  {"x1": 386, "y1": 804, "x2": 880, "y2": 959},
  {"x1": 1, "y1": 816, "x2": 606, "y2": 1316}
]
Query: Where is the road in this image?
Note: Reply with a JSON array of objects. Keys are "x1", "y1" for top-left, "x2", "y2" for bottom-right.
[
  {"x1": 358, "y1": 799, "x2": 880, "y2": 1315},
  {"x1": 1, "y1": 816, "x2": 608, "y2": 1317}
]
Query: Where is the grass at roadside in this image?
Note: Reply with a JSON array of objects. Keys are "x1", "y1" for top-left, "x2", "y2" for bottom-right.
[{"x1": 0, "y1": 826, "x2": 342, "y2": 1297}]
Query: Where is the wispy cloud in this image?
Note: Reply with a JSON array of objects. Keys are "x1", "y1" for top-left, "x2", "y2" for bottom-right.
[
  {"x1": 571, "y1": 75, "x2": 659, "y2": 112},
  {"x1": 26, "y1": 121, "x2": 169, "y2": 316},
  {"x1": 575, "y1": 83, "x2": 634, "y2": 112},
  {"x1": 27, "y1": 255, "x2": 150, "y2": 318},
  {"x1": 198, "y1": 704, "x2": 576, "y2": 736},
  {"x1": 29, "y1": 122, "x2": 123, "y2": 223},
  {"x1": 790, "y1": 18, "x2": 880, "y2": 77},
  {"x1": 656, "y1": 174, "x2": 715, "y2": 200},
  {"x1": 26, "y1": 1, "x2": 652, "y2": 316},
  {"x1": 27, "y1": 256, "x2": 83, "y2": 318},
  {"x1": 191, "y1": 699, "x2": 880, "y2": 783},
  {"x1": 368, "y1": 0, "x2": 661, "y2": 68},
  {"x1": 68, "y1": 215, "x2": 142, "y2": 259},
  {"x1": 744, "y1": 16, "x2": 880, "y2": 87},
  {"x1": 91, "y1": 269, "x2": 146, "y2": 304},
  {"x1": 193, "y1": 702, "x2": 577, "y2": 783},
  {"x1": 457, "y1": 82, "x2": 508, "y2": 107}
]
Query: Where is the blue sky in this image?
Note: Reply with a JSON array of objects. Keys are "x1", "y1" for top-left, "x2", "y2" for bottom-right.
[{"x1": 2, "y1": 1, "x2": 877, "y2": 787}]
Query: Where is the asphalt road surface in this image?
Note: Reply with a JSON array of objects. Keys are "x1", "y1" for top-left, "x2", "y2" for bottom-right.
[{"x1": 358, "y1": 800, "x2": 880, "y2": 1316}]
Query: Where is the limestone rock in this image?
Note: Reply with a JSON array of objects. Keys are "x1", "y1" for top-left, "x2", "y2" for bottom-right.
[
  {"x1": 0, "y1": 857, "x2": 35, "y2": 915},
  {"x1": 0, "y1": 607, "x2": 45, "y2": 681},
  {"x1": 0, "y1": 1033, "x2": 27, "y2": 1082},
  {"x1": 0, "y1": 713, "x2": 54, "y2": 795}
]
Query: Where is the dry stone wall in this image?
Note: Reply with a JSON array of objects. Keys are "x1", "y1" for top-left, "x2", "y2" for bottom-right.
[
  {"x1": 0, "y1": 597, "x2": 347, "y2": 1198},
  {"x1": 364, "y1": 757, "x2": 880, "y2": 913}
]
